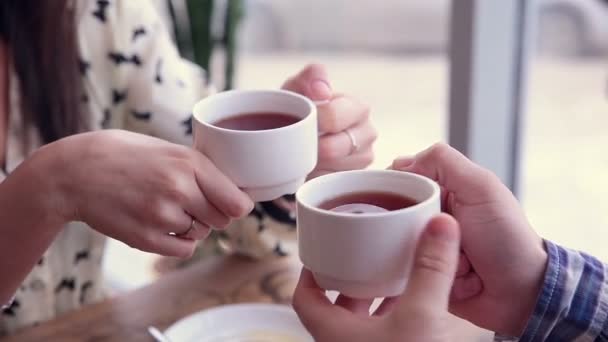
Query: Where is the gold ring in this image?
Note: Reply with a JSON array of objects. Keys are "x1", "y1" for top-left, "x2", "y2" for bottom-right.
[
  {"x1": 344, "y1": 129, "x2": 359, "y2": 155},
  {"x1": 178, "y1": 218, "x2": 196, "y2": 236}
]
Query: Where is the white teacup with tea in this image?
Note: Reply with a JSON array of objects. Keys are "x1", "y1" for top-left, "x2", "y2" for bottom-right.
[
  {"x1": 296, "y1": 170, "x2": 441, "y2": 299},
  {"x1": 192, "y1": 89, "x2": 318, "y2": 202}
]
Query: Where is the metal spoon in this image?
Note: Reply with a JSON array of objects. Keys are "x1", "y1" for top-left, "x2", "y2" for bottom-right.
[{"x1": 147, "y1": 326, "x2": 172, "y2": 342}]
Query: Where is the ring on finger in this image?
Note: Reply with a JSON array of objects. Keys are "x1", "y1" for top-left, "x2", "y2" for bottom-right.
[
  {"x1": 177, "y1": 217, "x2": 197, "y2": 237},
  {"x1": 343, "y1": 128, "x2": 359, "y2": 156}
]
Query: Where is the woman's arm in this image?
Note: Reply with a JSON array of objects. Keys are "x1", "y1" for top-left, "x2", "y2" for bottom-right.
[
  {"x1": 0, "y1": 130, "x2": 253, "y2": 304},
  {"x1": 0, "y1": 144, "x2": 68, "y2": 304}
]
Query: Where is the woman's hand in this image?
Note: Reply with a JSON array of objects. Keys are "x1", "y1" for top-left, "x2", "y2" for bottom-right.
[
  {"x1": 282, "y1": 64, "x2": 377, "y2": 179},
  {"x1": 39, "y1": 129, "x2": 253, "y2": 258}
]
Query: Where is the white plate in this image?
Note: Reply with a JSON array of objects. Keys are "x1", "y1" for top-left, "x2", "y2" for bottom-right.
[{"x1": 165, "y1": 303, "x2": 314, "y2": 342}]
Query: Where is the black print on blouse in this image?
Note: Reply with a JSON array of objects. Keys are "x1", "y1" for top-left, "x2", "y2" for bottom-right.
[
  {"x1": 29, "y1": 279, "x2": 46, "y2": 292},
  {"x1": 273, "y1": 243, "x2": 288, "y2": 257},
  {"x1": 2, "y1": 299, "x2": 20, "y2": 317},
  {"x1": 81, "y1": 93, "x2": 89, "y2": 104},
  {"x1": 260, "y1": 201, "x2": 296, "y2": 226},
  {"x1": 248, "y1": 207, "x2": 265, "y2": 232},
  {"x1": 131, "y1": 110, "x2": 152, "y2": 121},
  {"x1": 37, "y1": 257, "x2": 44, "y2": 266},
  {"x1": 101, "y1": 109, "x2": 111, "y2": 127},
  {"x1": 250, "y1": 206, "x2": 264, "y2": 219},
  {"x1": 155, "y1": 59, "x2": 163, "y2": 84},
  {"x1": 216, "y1": 230, "x2": 229, "y2": 240},
  {"x1": 108, "y1": 52, "x2": 142, "y2": 67},
  {"x1": 79, "y1": 281, "x2": 94, "y2": 304},
  {"x1": 132, "y1": 26, "x2": 147, "y2": 42},
  {"x1": 92, "y1": 0, "x2": 110, "y2": 23},
  {"x1": 176, "y1": 79, "x2": 186, "y2": 88},
  {"x1": 55, "y1": 278, "x2": 76, "y2": 293},
  {"x1": 78, "y1": 59, "x2": 91, "y2": 75},
  {"x1": 74, "y1": 250, "x2": 91, "y2": 265},
  {"x1": 181, "y1": 116, "x2": 192, "y2": 135},
  {"x1": 112, "y1": 89, "x2": 128, "y2": 105}
]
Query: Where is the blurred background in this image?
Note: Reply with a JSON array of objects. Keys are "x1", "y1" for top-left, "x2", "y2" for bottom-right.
[{"x1": 104, "y1": 0, "x2": 608, "y2": 291}]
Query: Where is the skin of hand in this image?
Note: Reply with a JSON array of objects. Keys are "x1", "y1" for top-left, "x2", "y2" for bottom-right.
[
  {"x1": 392, "y1": 143, "x2": 548, "y2": 336},
  {"x1": 281, "y1": 64, "x2": 378, "y2": 179},
  {"x1": 293, "y1": 214, "x2": 461, "y2": 342},
  {"x1": 38, "y1": 129, "x2": 254, "y2": 258}
]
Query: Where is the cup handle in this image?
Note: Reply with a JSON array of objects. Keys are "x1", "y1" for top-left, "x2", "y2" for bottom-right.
[{"x1": 314, "y1": 100, "x2": 329, "y2": 137}]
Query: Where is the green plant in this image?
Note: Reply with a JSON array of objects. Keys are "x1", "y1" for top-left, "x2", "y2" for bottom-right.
[{"x1": 167, "y1": 0, "x2": 244, "y2": 90}]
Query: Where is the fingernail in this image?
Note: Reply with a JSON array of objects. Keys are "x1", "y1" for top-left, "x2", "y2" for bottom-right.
[
  {"x1": 313, "y1": 99, "x2": 331, "y2": 107},
  {"x1": 310, "y1": 79, "x2": 332, "y2": 100},
  {"x1": 429, "y1": 224, "x2": 454, "y2": 242},
  {"x1": 428, "y1": 216, "x2": 458, "y2": 242}
]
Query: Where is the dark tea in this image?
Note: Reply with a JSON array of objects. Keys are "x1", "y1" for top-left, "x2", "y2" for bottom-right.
[
  {"x1": 213, "y1": 111, "x2": 300, "y2": 131},
  {"x1": 318, "y1": 191, "x2": 418, "y2": 213}
]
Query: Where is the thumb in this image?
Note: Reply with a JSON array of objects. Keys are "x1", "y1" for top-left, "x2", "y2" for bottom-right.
[
  {"x1": 395, "y1": 214, "x2": 460, "y2": 316},
  {"x1": 281, "y1": 63, "x2": 332, "y2": 101},
  {"x1": 391, "y1": 143, "x2": 505, "y2": 202}
]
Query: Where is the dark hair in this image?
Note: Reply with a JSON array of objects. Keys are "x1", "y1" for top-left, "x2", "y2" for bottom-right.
[{"x1": 0, "y1": 0, "x2": 88, "y2": 145}]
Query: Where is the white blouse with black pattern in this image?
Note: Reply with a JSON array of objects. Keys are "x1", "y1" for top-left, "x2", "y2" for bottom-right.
[{"x1": 0, "y1": 0, "x2": 296, "y2": 335}]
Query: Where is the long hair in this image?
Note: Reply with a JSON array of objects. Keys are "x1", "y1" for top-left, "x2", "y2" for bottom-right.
[{"x1": 0, "y1": 0, "x2": 88, "y2": 145}]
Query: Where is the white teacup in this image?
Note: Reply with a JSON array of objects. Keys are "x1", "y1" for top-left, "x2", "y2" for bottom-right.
[
  {"x1": 192, "y1": 90, "x2": 318, "y2": 202},
  {"x1": 296, "y1": 170, "x2": 441, "y2": 299}
]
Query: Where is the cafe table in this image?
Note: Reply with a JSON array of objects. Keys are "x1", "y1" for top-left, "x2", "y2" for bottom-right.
[{"x1": 3, "y1": 255, "x2": 494, "y2": 341}]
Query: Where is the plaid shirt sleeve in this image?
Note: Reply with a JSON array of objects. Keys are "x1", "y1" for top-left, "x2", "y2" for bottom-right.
[{"x1": 517, "y1": 240, "x2": 608, "y2": 341}]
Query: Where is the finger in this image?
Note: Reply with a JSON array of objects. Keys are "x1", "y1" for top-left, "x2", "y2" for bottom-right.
[
  {"x1": 190, "y1": 152, "x2": 254, "y2": 218},
  {"x1": 154, "y1": 202, "x2": 196, "y2": 236},
  {"x1": 281, "y1": 63, "x2": 332, "y2": 101},
  {"x1": 451, "y1": 272, "x2": 483, "y2": 301},
  {"x1": 318, "y1": 120, "x2": 377, "y2": 161},
  {"x1": 372, "y1": 297, "x2": 398, "y2": 316},
  {"x1": 391, "y1": 158, "x2": 452, "y2": 212},
  {"x1": 393, "y1": 143, "x2": 503, "y2": 201},
  {"x1": 143, "y1": 232, "x2": 197, "y2": 259},
  {"x1": 183, "y1": 184, "x2": 231, "y2": 229},
  {"x1": 118, "y1": 207, "x2": 196, "y2": 258},
  {"x1": 395, "y1": 214, "x2": 460, "y2": 317},
  {"x1": 448, "y1": 276, "x2": 487, "y2": 323},
  {"x1": 179, "y1": 219, "x2": 212, "y2": 241},
  {"x1": 391, "y1": 155, "x2": 415, "y2": 169},
  {"x1": 317, "y1": 96, "x2": 371, "y2": 134},
  {"x1": 292, "y1": 269, "x2": 345, "y2": 336},
  {"x1": 316, "y1": 148, "x2": 374, "y2": 172},
  {"x1": 456, "y1": 252, "x2": 471, "y2": 277},
  {"x1": 334, "y1": 294, "x2": 374, "y2": 316},
  {"x1": 306, "y1": 169, "x2": 334, "y2": 180}
]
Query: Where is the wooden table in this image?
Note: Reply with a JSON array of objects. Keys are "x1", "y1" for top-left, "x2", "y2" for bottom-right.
[{"x1": 3, "y1": 255, "x2": 493, "y2": 341}]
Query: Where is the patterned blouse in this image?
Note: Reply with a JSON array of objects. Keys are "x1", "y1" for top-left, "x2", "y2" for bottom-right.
[{"x1": 0, "y1": 0, "x2": 296, "y2": 335}]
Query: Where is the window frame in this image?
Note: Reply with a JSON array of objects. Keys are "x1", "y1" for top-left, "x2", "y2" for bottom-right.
[{"x1": 447, "y1": 0, "x2": 536, "y2": 196}]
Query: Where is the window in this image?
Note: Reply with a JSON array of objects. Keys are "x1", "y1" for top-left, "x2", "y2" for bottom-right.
[
  {"x1": 448, "y1": 0, "x2": 608, "y2": 259},
  {"x1": 237, "y1": 0, "x2": 451, "y2": 167},
  {"x1": 523, "y1": 0, "x2": 608, "y2": 259}
]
